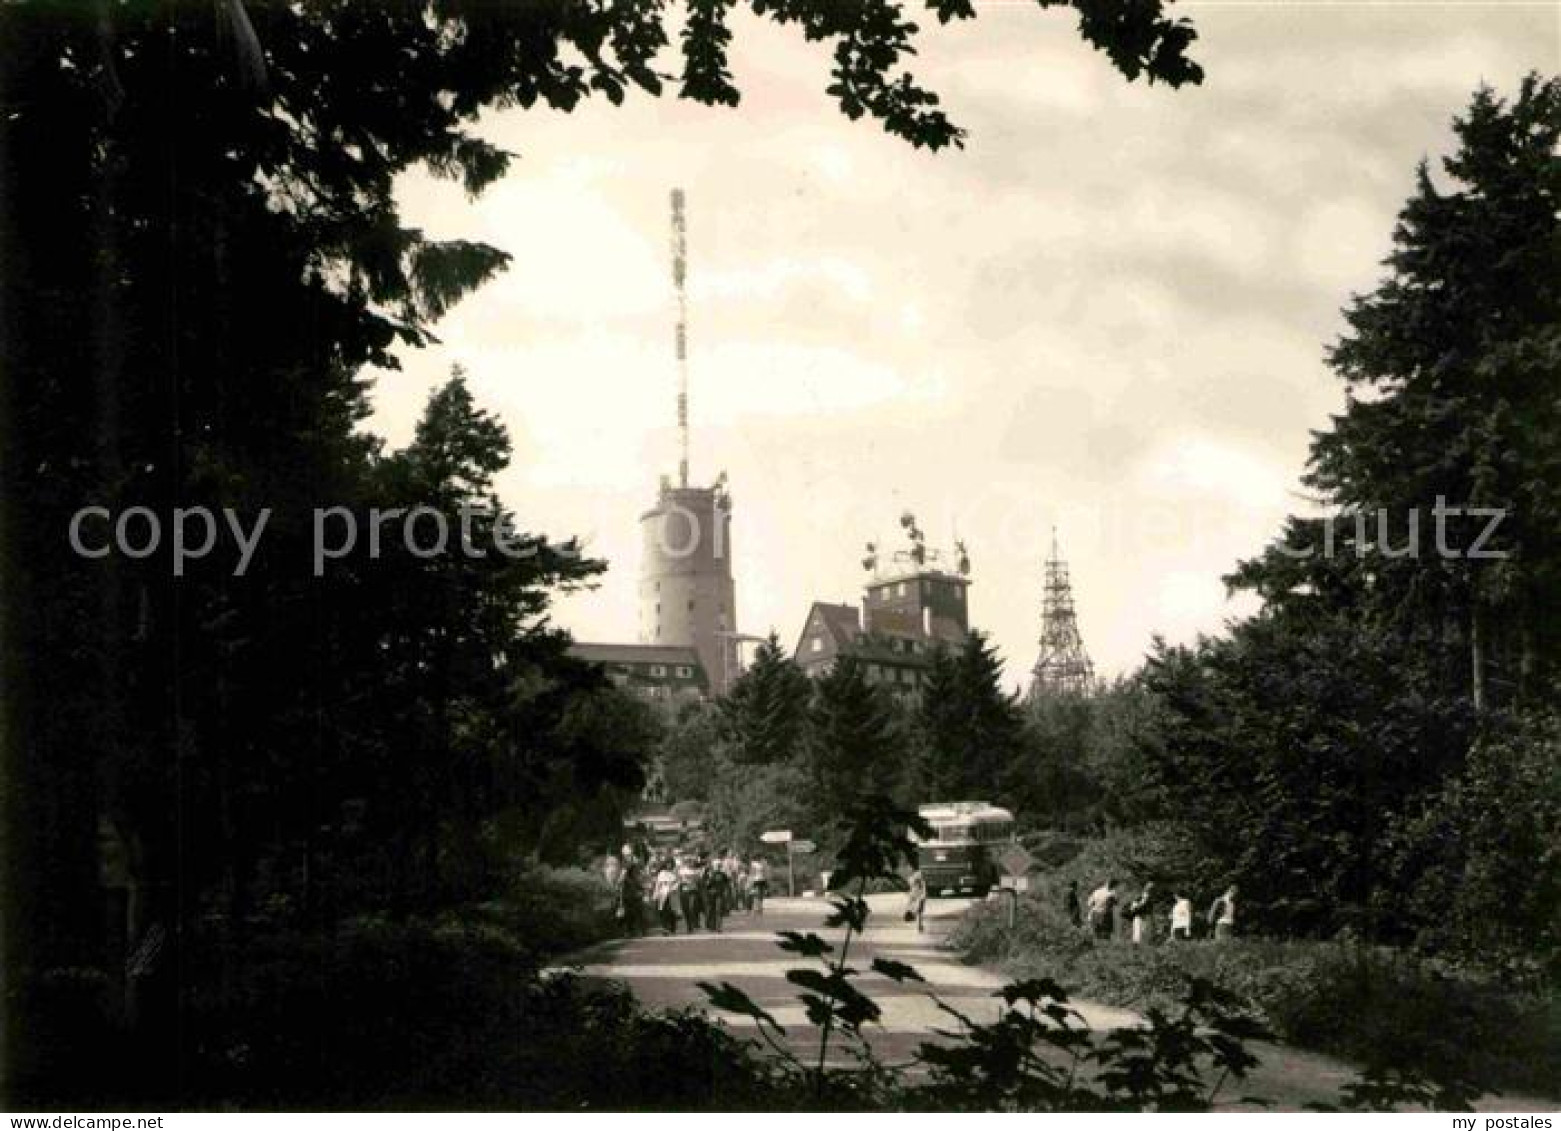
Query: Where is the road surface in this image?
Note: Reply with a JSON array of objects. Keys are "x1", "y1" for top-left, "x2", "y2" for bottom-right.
[
  {"x1": 571, "y1": 893, "x2": 1137, "y2": 1066},
  {"x1": 561, "y1": 893, "x2": 1551, "y2": 1112}
]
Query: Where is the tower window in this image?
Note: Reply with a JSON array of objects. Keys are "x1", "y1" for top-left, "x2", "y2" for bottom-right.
[
  {"x1": 687, "y1": 599, "x2": 695, "y2": 611},
  {"x1": 810, "y1": 637, "x2": 822, "y2": 653}
]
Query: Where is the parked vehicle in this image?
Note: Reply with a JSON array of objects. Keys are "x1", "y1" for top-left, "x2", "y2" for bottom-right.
[{"x1": 911, "y1": 801, "x2": 1013, "y2": 896}]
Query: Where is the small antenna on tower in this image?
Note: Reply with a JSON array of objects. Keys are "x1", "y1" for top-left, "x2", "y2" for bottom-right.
[{"x1": 670, "y1": 188, "x2": 690, "y2": 488}]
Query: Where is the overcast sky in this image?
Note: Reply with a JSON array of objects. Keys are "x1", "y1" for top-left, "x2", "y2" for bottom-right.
[{"x1": 369, "y1": 0, "x2": 1556, "y2": 689}]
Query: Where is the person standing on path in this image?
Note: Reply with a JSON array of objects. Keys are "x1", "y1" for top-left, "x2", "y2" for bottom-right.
[
  {"x1": 1064, "y1": 879, "x2": 1082, "y2": 929},
  {"x1": 1208, "y1": 885, "x2": 1237, "y2": 941},
  {"x1": 1169, "y1": 893, "x2": 1193, "y2": 941},
  {"x1": 722, "y1": 850, "x2": 741, "y2": 887},
  {"x1": 905, "y1": 869, "x2": 928, "y2": 933},
  {"x1": 1086, "y1": 878, "x2": 1119, "y2": 941},
  {"x1": 734, "y1": 860, "x2": 753, "y2": 912},
  {"x1": 677, "y1": 854, "x2": 704, "y2": 932},
  {"x1": 702, "y1": 860, "x2": 730, "y2": 931},
  {"x1": 749, "y1": 855, "x2": 770, "y2": 916},
  {"x1": 1127, "y1": 881, "x2": 1157, "y2": 945},
  {"x1": 617, "y1": 856, "x2": 646, "y2": 936},
  {"x1": 652, "y1": 861, "x2": 680, "y2": 935}
]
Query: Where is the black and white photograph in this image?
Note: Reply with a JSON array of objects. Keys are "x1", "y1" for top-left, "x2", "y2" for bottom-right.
[{"x1": 1, "y1": 0, "x2": 1558, "y2": 1116}]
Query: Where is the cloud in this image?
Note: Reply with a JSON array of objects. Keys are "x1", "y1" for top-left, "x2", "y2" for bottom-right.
[
  {"x1": 1136, "y1": 435, "x2": 1292, "y2": 513},
  {"x1": 1291, "y1": 196, "x2": 1395, "y2": 296}
]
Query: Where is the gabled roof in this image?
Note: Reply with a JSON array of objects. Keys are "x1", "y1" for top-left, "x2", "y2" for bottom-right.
[{"x1": 793, "y1": 601, "x2": 861, "y2": 659}]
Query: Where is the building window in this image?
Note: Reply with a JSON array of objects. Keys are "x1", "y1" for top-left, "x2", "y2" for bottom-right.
[
  {"x1": 676, "y1": 665, "x2": 692, "y2": 678},
  {"x1": 687, "y1": 598, "x2": 695, "y2": 611},
  {"x1": 650, "y1": 664, "x2": 666, "y2": 677},
  {"x1": 896, "y1": 582, "x2": 906, "y2": 597},
  {"x1": 810, "y1": 637, "x2": 823, "y2": 653}
]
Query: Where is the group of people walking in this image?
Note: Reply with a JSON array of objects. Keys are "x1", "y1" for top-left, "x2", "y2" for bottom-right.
[
  {"x1": 1065, "y1": 878, "x2": 1238, "y2": 943},
  {"x1": 606, "y1": 844, "x2": 771, "y2": 937}
]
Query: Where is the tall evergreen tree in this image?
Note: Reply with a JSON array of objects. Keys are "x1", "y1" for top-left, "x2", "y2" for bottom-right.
[
  {"x1": 718, "y1": 632, "x2": 813, "y2": 765},
  {"x1": 1233, "y1": 76, "x2": 1561, "y2": 711},
  {"x1": 806, "y1": 656, "x2": 902, "y2": 825},
  {"x1": 915, "y1": 632, "x2": 1026, "y2": 802}
]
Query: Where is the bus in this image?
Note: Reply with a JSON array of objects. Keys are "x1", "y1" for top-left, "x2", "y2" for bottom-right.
[{"x1": 911, "y1": 801, "x2": 1015, "y2": 896}]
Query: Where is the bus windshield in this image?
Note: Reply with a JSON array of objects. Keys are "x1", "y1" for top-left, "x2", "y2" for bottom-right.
[
  {"x1": 931, "y1": 819, "x2": 1011, "y2": 844},
  {"x1": 915, "y1": 802, "x2": 1014, "y2": 845}
]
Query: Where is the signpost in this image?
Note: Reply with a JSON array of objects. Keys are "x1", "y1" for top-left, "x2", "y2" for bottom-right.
[
  {"x1": 761, "y1": 829, "x2": 797, "y2": 896},
  {"x1": 996, "y1": 843, "x2": 1034, "y2": 929},
  {"x1": 997, "y1": 842, "x2": 1034, "y2": 879}
]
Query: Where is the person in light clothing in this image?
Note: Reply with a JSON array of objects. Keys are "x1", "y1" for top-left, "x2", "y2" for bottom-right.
[
  {"x1": 1169, "y1": 893, "x2": 1193, "y2": 941},
  {"x1": 1208, "y1": 885, "x2": 1237, "y2": 941},
  {"x1": 651, "y1": 862, "x2": 680, "y2": 935},
  {"x1": 748, "y1": 856, "x2": 770, "y2": 915},
  {"x1": 904, "y1": 869, "x2": 928, "y2": 933},
  {"x1": 1086, "y1": 878, "x2": 1119, "y2": 940}
]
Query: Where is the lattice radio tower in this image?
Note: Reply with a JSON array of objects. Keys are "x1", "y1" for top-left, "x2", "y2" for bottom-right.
[{"x1": 1028, "y1": 530, "x2": 1096, "y2": 698}]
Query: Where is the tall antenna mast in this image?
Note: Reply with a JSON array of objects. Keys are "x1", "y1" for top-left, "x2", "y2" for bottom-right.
[
  {"x1": 1027, "y1": 528, "x2": 1096, "y2": 700},
  {"x1": 670, "y1": 188, "x2": 690, "y2": 487}
]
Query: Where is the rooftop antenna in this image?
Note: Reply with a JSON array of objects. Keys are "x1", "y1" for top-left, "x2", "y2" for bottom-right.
[{"x1": 670, "y1": 188, "x2": 690, "y2": 488}]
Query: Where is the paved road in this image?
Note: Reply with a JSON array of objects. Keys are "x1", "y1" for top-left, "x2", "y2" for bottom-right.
[
  {"x1": 562, "y1": 893, "x2": 1550, "y2": 1112},
  {"x1": 570, "y1": 893, "x2": 1138, "y2": 1067}
]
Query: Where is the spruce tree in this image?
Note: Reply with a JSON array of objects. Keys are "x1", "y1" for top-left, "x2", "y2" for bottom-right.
[
  {"x1": 719, "y1": 632, "x2": 812, "y2": 765},
  {"x1": 807, "y1": 655, "x2": 901, "y2": 825},
  {"x1": 915, "y1": 632, "x2": 1026, "y2": 802},
  {"x1": 1235, "y1": 76, "x2": 1561, "y2": 710}
]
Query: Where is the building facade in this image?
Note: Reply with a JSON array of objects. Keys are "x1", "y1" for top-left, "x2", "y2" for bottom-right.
[
  {"x1": 794, "y1": 520, "x2": 972, "y2": 695},
  {"x1": 638, "y1": 478, "x2": 739, "y2": 694},
  {"x1": 568, "y1": 641, "x2": 710, "y2": 707}
]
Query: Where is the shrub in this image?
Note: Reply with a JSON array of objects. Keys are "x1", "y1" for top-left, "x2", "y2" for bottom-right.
[{"x1": 952, "y1": 896, "x2": 1560, "y2": 1101}]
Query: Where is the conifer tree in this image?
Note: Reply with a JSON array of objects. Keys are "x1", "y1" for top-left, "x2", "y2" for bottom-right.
[
  {"x1": 1233, "y1": 76, "x2": 1561, "y2": 711},
  {"x1": 915, "y1": 632, "x2": 1026, "y2": 801},
  {"x1": 719, "y1": 632, "x2": 813, "y2": 765},
  {"x1": 807, "y1": 656, "x2": 901, "y2": 824}
]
